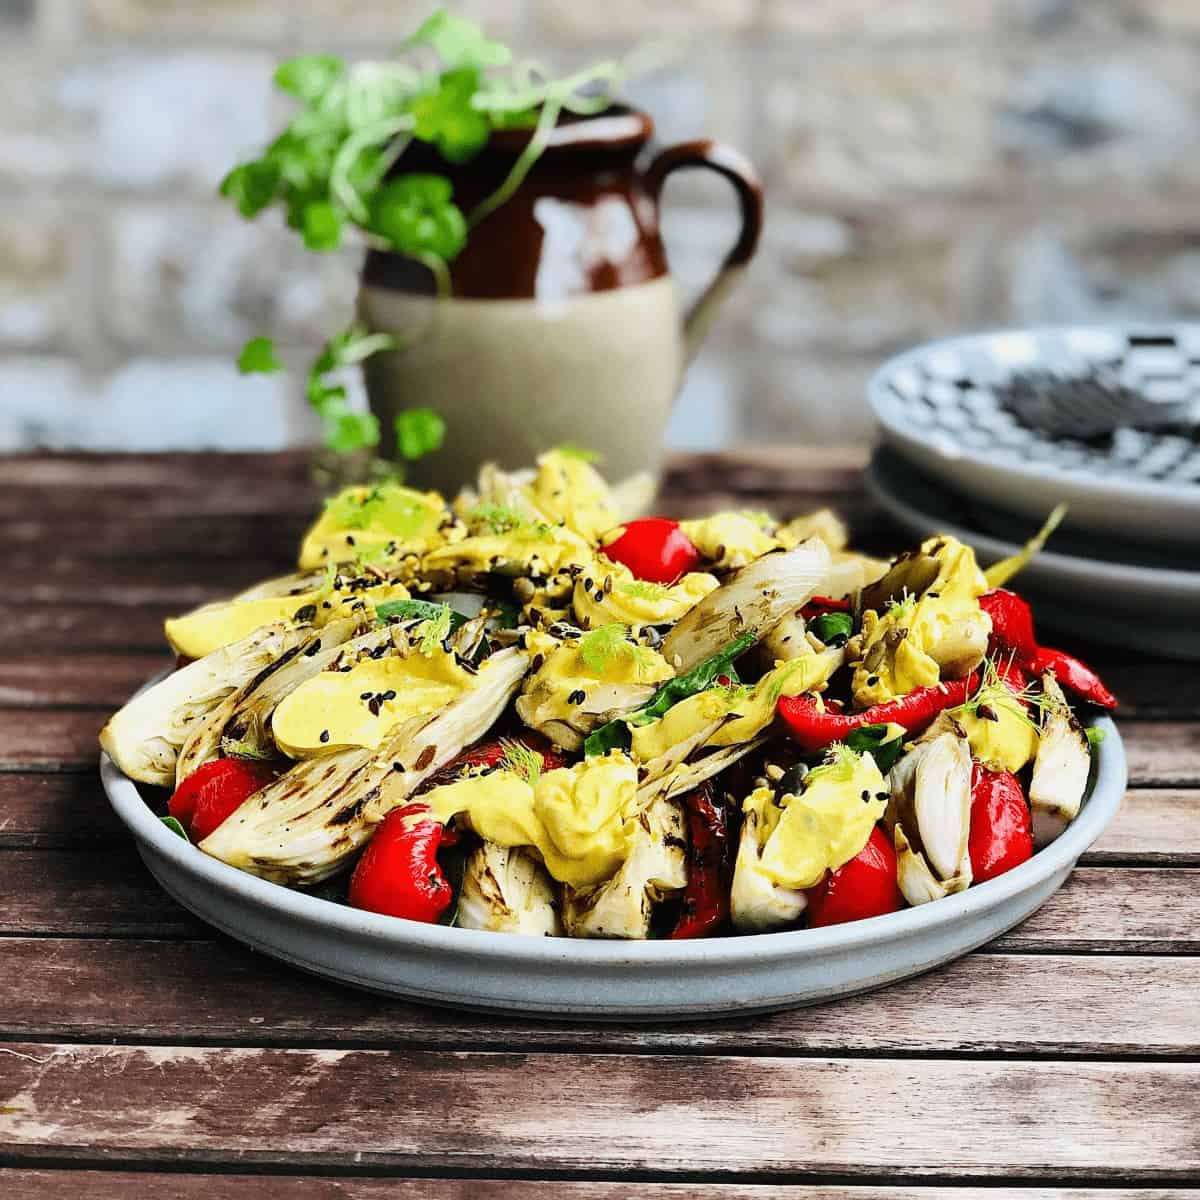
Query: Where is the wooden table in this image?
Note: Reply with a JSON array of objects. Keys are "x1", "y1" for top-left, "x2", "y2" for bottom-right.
[{"x1": 1, "y1": 448, "x2": 1197, "y2": 1198}]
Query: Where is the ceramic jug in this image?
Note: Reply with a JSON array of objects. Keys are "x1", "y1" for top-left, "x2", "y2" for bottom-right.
[{"x1": 358, "y1": 106, "x2": 762, "y2": 492}]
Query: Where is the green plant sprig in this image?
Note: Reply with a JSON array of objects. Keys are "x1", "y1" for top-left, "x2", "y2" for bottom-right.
[{"x1": 226, "y1": 9, "x2": 624, "y2": 463}]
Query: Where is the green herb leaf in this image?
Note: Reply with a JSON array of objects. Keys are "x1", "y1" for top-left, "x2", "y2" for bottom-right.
[
  {"x1": 578, "y1": 623, "x2": 629, "y2": 674},
  {"x1": 219, "y1": 160, "x2": 281, "y2": 218},
  {"x1": 220, "y1": 735, "x2": 276, "y2": 761},
  {"x1": 161, "y1": 815, "x2": 189, "y2": 841},
  {"x1": 583, "y1": 719, "x2": 633, "y2": 759},
  {"x1": 376, "y1": 598, "x2": 468, "y2": 633},
  {"x1": 405, "y1": 10, "x2": 512, "y2": 70},
  {"x1": 412, "y1": 68, "x2": 492, "y2": 163},
  {"x1": 619, "y1": 578, "x2": 670, "y2": 601},
  {"x1": 321, "y1": 403, "x2": 380, "y2": 454},
  {"x1": 369, "y1": 174, "x2": 467, "y2": 259},
  {"x1": 237, "y1": 336, "x2": 284, "y2": 375},
  {"x1": 302, "y1": 200, "x2": 344, "y2": 251},
  {"x1": 810, "y1": 611, "x2": 853, "y2": 646},
  {"x1": 394, "y1": 406, "x2": 446, "y2": 461},
  {"x1": 843, "y1": 724, "x2": 906, "y2": 774},
  {"x1": 416, "y1": 604, "x2": 454, "y2": 654},
  {"x1": 1085, "y1": 726, "x2": 1107, "y2": 750},
  {"x1": 274, "y1": 54, "x2": 346, "y2": 102},
  {"x1": 467, "y1": 502, "x2": 549, "y2": 538}
]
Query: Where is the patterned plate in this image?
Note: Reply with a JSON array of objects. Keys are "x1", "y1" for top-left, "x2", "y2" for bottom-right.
[
  {"x1": 867, "y1": 447, "x2": 1200, "y2": 659},
  {"x1": 869, "y1": 326, "x2": 1200, "y2": 549}
]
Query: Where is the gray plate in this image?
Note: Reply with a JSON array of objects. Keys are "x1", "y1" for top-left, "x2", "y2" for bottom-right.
[
  {"x1": 867, "y1": 446, "x2": 1200, "y2": 659},
  {"x1": 100, "y1": 713, "x2": 1125, "y2": 1020},
  {"x1": 869, "y1": 325, "x2": 1200, "y2": 547}
]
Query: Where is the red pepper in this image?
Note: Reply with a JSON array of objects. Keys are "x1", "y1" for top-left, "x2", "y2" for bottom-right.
[
  {"x1": 968, "y1": 765, "x2": 1033, "y2": 883},
  {"x1": 980, "y1": 589, "x2": 1038, "y2": 668},
  {"x1": 169, "y1": 757, "x2": 277, "y2": 842},
  {"x1": 348, "y1": 803, "x2": 458, "y2": 923},
  {"x1": 806, "y1": 825, "x2": 904, "y2": 927},
  {"x1": 1032, "y1": 646, "x2": 1118, "y2": 710},
  {"x1": 801, "y1": 595, "x2": 852, "y2": 617},
  {"x1": 670, "y1": 783, "x2": 729, "y2": 939},
  {"x1": 778, "y1": 676, "x2": 975, "y2": 754},
  {"x1": 419, "y1": 733, "x2": 569, "y2": 793},
  {"x1": 601, "y1": 517, "x2": 702, "y2": 584}
]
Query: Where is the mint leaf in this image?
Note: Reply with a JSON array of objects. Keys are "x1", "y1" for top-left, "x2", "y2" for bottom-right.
[
  {"x1": 302, "y1": 201, "x2": 343, "y2": 251},
  {"x1": 394, "y1": 407, "x2": 446, "y2": 461},
  {"x1": 274, "y1": 55, "x2": 346, "y2": 103},
  {"x1": 237, "y1": 336, "x2": 283, "y2": 375}
]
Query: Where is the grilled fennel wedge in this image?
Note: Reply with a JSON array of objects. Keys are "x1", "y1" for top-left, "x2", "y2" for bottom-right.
[
  {"x1": 100, "y1": 621, "x2": 309, "y2": 787},
  {"x1": 199, "y1": 647, "x2": 530, "y2": 884},
  {"x1": 660, "y1": 538, "x2": 831, "y2": 673}
]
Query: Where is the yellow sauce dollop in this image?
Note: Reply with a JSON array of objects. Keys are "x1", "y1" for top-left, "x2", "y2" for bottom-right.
[
  {"x1": 678, "y1": 512, "x2": 781, "y2": 570},
  {"x1": 420, "y1": 754, "x2": 640, "y2": 889},
  {"x1": 573, "y1": 560, "x2": 718, "y2": 632},
  {"x1": 299, "y1": 483, "x2": 451, "y2": 570}
]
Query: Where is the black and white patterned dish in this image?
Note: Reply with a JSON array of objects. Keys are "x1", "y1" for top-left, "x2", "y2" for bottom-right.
[
  {"x1": 869, "y1": 326, "x2": 1200, "y2": 549},
  {"x1": 867, "y1": 447, "x2": 1200, "y2": 660}
]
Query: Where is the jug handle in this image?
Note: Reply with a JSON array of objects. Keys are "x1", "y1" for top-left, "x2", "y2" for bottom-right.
[{"x1": 645, "y1": 140, "x2": 764, "y2": 365}]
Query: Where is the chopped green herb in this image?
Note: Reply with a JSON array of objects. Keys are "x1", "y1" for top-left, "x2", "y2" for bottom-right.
[
  {"x1": 618, "y1": 578, "x2": 670, "y2": 601},
  {"x1": 220, "y1": 736, "x2": 276, "y2": 761},
  {"x1": 500, "y1": 738, "x2": 544, "y2": 787},
  {"x1": 416, "y1": 604, "x2": 454, "y2": 654},
  {"x1": 843, "y1": 724, "x2": 906, "y2": 773},
  {"x1": 377, "y1": 597, "x2": 468, "y2": 634},
  {"x1": 160, "y1": 815, "x2": 189, "y2": 841},
  {"x1": 468, "y1": 502, "x2": 549, "y2": 539},
  {"x1": 1085, "y1": 726, "x2": 1107, "y2": 750},
  {"x1": 810, "y1": 610, "x2": 853, "y2": 645}
]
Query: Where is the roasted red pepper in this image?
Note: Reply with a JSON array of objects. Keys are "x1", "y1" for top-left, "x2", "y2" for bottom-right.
[
  {"x1": 968, "y1": 765, "x2": 1033, "y2": 883},
  {"x1": 670, "y1": 783, "x2": 729, "y2": 939},
  {"x1": 348, "y1": 803, "x2": 459, "y2": 923},
  {"x1": 168, "y1": 757, "x2": 277, "y2": 842},
  {"x1": 1032, "y1": 646, "x2": 1118, "y2": 710},
  {"x1": 778, "y1": 676, "x2": 975, "y2": 754},
  {"x1": 980, "y1": 589, "x2": 1038, "y2": 668},
  {"x1": 600, "y1": 517, "x2": 702, "y2": 584},
  {"x1": 981, "y1": 589, "x2": 1116, "y2": 709},
  {"x1": 420, "y1": 733, "x2": 569, "y2": 793},
  {"x1": 806, "y1": 825, "x2": 904, "y2": 927},
  {"x1": 801, "y1": 595, "x2": 852, "y2": 617}
]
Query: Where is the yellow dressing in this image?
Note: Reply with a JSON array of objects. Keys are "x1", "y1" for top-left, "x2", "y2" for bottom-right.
[
  {"x1": 421, "y1": 755, "x2": 641, "y2": 889},
  {"x1": 955, "y1": 698, "x2": 1039, "y2": 773},
  {"x1": 298, "y1": 483, "x2": 449, "y2": 570},
  {"x1": 630, "y1": 651, "x2": 841, "y2": 762},
  {"x1": 755, "y1": 750, "x2": 887, "y2": 889},
  {"x1": 272, "y1": 649, "x2": 473, "y2": 757},
  {"x1": 678, "y1": 512, "x2": 781, "y2": 570},
  {"x1": 850, "y1": 537, "x2": 990, "y2": 708},
  {"x1": 573, "y1": 560, "x2": 718, "y2": 631},
  {"x1": 422, "y1": 525, "x2": 593, "y2": 579},
  {"x1": 524, "y1": 450, "x2": 620, "y2": 543}
]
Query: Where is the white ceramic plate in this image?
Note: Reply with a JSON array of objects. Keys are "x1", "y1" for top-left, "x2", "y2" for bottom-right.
[
  {"x1": 867, "y1": 446, "x2": 1200, "y2": 659},
  {"x1": 868, "y1": 325, "x2": 1200, "y2": 547},
  {"x1": 100, "y1": 712, "x2": 1125, "y2": 1020}
]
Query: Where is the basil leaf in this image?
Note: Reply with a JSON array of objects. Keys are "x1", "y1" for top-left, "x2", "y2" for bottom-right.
[
  {"x1": 810, "y1": 610, "x2": 853, "y2": 646},
  {"x1": 843, "y1": 723, "x2": 905, "y2": 774},
  {"x1": 584, "y1": 632, "x2": 757, "y2": 757},
  {"x1": 160, "y1": 816, "x2": 189, "y2": 841}
]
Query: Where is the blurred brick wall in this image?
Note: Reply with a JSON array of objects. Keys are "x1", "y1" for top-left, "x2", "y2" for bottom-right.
[{"x1": 2, "y1": 1, "x2": 1200, "y2": 451}]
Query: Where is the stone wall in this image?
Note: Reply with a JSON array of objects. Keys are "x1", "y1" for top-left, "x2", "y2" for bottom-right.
[{"x1": 2, "y1": 0, "x2": 1199, "y2": 451}]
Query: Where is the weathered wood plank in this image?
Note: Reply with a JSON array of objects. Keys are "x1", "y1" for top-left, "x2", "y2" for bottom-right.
[
  {"x1": 0, "y1": 849, "x2": 201, "y2": 936},
  {"x1": 0, "y1": 653, "x2": 170, "y2": 708},
  {"x1": 1091, "y1": 790, "x2": 1200, "y2": 864},
  {"x1": 0, "y1": 849, "x2": 1193, "y2": 950},
  {"x1": 1, "y1": 939, "x2": 1195, "y2": 1057},
  {"x1": 0, "y1": 711, "x2": 106, "y2": 771},
  {"x1": 10, "y1": 558, "x2": 286, "y2": 607},
  {"x1": 4, "y1": 514, "x2": 308, "y2": 560},
  {"x1": 0, "y1": 1045, "x2": 1195, "y2": 1178},
  {"x1": 3, "y1": 1176, "x2": 1193, "y2": 1200},
  {"x1": 0, "y1": 605, "x2": 174, "y2": 651},
  {"x1": 1122, "y1": 723, "x2": 1200, "y2": 787}
]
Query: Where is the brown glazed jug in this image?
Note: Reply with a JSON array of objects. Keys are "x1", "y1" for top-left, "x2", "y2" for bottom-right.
[{"x1": 358, "y1": 106, "x2": 762, "y2": 492}]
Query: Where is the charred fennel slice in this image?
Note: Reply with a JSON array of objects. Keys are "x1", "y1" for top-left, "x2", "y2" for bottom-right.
[
  {"x1": 199, "y1": 647, "x2": 529, "y2": 885},
  {"x1": 99, "y1": 621, "x2": 312, "y2": 788},
  {"x1": 660, "y1": 538, "x2": 831, "y2": 673}
]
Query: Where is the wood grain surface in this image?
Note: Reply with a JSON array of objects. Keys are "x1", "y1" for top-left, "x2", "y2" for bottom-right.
[{"x1": 1, "y1": 448, "x2": 1196, "y2": 1195}]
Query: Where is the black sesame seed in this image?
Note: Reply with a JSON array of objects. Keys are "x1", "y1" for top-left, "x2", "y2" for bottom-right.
[
  {"x1": 861, "y1": 789, "x2": 870, "y2": 801},
  {"x1": 319, "y1": 730, "x2": 330, "y2": 744},
  {"x1": 381, "y1": 690, "x2": 396, "y2": 701},
  {"x1": 568, "y1": 689, "x2": 585, "y2": 705},
  {"x1": 867, "y1": 675, "x2": 880, "y2": 687}
]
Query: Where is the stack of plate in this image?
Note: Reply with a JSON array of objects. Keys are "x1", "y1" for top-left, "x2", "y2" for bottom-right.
[{"x1": 866, "y1": 326, "x2": 1200, "y2": 660}]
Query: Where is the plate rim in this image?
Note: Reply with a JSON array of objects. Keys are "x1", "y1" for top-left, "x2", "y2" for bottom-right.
[
  {"x1": 100, "y1": 698, "x2": 1126, "y2": 972},
  {"x1": 868, "y1": 323, "x2": 1200, "y2": 510},
  {"x1": 866, "y1": 446, "x2": 1200, "y2": 597}
]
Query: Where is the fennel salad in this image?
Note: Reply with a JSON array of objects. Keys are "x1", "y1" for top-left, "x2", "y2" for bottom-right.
[{"x1": 101, "y1": 450, "x2": 1116, "y2": 940}]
